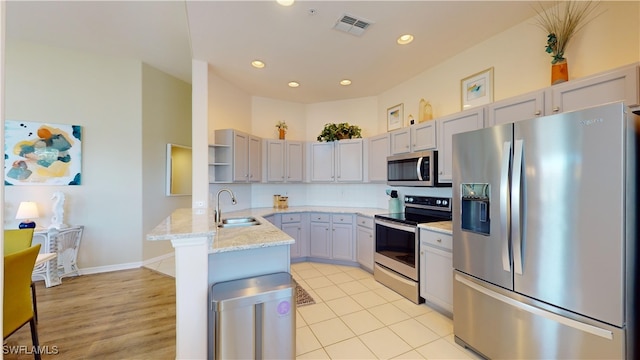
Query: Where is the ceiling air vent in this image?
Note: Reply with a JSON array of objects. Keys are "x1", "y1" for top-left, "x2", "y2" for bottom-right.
[{"x1": 333, "y1": 14, "x2": 372, "y2": 36}]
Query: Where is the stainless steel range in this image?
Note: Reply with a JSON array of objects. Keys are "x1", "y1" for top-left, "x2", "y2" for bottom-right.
[{"x1": 374, "y1": 195, "x2": 452, "y2": 304}]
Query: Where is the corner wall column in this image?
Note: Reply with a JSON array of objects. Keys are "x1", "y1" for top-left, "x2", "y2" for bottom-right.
[{"x1": 171, "y1": 236, "x2": 209, "y2": 359}]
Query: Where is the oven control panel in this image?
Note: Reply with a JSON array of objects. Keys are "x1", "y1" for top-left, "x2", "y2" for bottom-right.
[{"x1": 404, "y1": 196, "x2": 451, "y2": 211}]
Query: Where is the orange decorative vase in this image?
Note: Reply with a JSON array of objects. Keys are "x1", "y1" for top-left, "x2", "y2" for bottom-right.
[
  {"x1": 551, "y1": 60, "x2": 569, "y2": 85},
  {"x1": 279, "y1": 128, "x2": 285, "y2": 140}
]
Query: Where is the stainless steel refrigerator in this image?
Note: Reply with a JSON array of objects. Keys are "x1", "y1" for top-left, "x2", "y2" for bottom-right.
[{"x1": 452, "y1": 102, "x2": 638, "y2": 359}]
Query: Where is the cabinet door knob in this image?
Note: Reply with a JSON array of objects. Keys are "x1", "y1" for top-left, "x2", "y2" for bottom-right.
[
  {"x1": 437, "y1": 238, "x2": 442, "y2": 243},
  {"x1": 534, "y1": 110, "x2": 541, "y2": 115},
  {"x1": 553, "y1": 106, "x2": 560, "y2": 113}
]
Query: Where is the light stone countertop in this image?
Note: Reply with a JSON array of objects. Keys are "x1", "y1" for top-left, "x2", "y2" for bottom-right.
[
  {"x1": 146, "y1": 206, "x2": 388, "y2": 254},
  {"x1": 418, "y1": 221, "x2": 453, "y2": 234}
]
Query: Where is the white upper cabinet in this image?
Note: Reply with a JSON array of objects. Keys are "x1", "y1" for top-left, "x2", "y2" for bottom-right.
[
  {"x1": 437, "y1": 107, "x2": 485, "y2": 182},
  {"x1": 265, "y1": 140, "x2": 304, "y2": 182},
  {"x1": 549, "y1": 64, "x2": 639, "y2": 114},
  {"x1": 309, "y1": 139, "x2": 363, "y2": 183},
  {"x1": 390, "y1": 128, "x2": 411, "y2": 155},
  {"x1": 487, "y1": 64, "x2": 639, "y2": 127},
  {"x1": 232, "y1": 131, "x2": 262, "y2": 182},
  {"x1": 367, "y1": 133, "x2": 390, "y2": 183},
  {"x1": 411, "y1": 121, "x2": 437, "y2": 151},
  {"x1": 390, "y1": 121, "x2": 437, "y2": 155},
  {"x1": 309, "y1": 142, "x2": 335, "y2": 182},
  {"x1": 286, "y1": 141, "x2": 304, "y2": 182},
  {"x1": 487, "y1": 90, "x2": 546, "y2": 127},
  {"x1": 212, "y1": 129, "x2": 261, "y2": 183},
  {"x1": 336, "y1": 139, "x2": 363, "y2": 182}
]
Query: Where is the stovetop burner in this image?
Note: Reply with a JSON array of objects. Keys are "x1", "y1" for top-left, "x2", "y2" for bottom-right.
[{"x1": 375, "y1": 195, "x2": 452, "y2": 225}]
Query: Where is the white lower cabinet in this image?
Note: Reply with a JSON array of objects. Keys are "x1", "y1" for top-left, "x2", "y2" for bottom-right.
[
  {"x1": 281, "y1": 213, "x2": 306, "y2": 259},
  {"x1": 356, "y1": 215, "x2": 374, "y2": 272},
  {"x1": 331, "y1": 214, "x2": 354, "y2": 261},
  {"x1": 419, "y1": 228, "x2": 453, "y2": 315},
  {"x1": 309, "y1": 213, "x2": 331, "y2": 258},
  {"x1": 309, "y1": 213, "x2": 355, "y2": 261}
]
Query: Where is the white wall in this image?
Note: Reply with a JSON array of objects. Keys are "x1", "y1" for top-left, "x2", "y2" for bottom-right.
[
  {"x1": 207, "y1": 70, "x2": 252, "y2": 139},
  {"x1": 305, "y1": 97, "x2": 378, "y2": 141},
  {"x1": 251, "y1": 96, "x2": 306, "y2": 140},
  {"x1": 141, "y1": 63, "x2": 192, "y2": 261}
]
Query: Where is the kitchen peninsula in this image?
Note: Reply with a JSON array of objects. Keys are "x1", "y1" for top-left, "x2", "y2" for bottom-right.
[
  {"x1": 146, "y1": 205, "x2": 385, "y2": 359},
  {"x1": 146, "y1": 207, "x2": 295, "y2": 359}
]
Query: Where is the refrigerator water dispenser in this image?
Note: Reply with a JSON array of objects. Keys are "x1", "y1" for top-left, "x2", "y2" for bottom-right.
[{"x1": 461, "y1": 183, "x2": 490, "y2": 235}]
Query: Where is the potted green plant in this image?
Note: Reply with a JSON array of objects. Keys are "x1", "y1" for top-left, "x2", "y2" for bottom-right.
[
  {"x1": 275, "y1": 121, "x2": 288, "y2": 139},
  {"x1": 316, "y1": 123, "x2": 362, "y2": 142}
]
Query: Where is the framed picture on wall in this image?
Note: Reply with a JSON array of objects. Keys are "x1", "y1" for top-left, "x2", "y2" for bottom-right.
[
  {"x1": 4, "y1": 120, "x2": 82, "y2": 185},
  {"x1": 387, "y1": 103, "x2": 404, "y2": 131},
  {"x1": 461, "y1": 67, "x2": 494, "y2": 110}
]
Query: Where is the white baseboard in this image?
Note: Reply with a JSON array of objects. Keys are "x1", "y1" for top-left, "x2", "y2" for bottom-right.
[
  {"x1": 79, "y1": 261, "x2": 142, "y2": 275},
  {"x1": 142, "y1": 252, "x2": 175, "y2": 266},
  {"x1": 79, "y1": 252, "x2": 174, "y2": 275}
]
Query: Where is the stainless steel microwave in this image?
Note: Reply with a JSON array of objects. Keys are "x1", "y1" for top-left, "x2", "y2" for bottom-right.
[{"x1": 387, "y1": 151, "x2": 449, "y2": 187}]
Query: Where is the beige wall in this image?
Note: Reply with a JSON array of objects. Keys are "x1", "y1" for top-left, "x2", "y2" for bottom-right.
[
  {"x1": 5, "y1": 41, "x2": 191, "y2": 271},
  {"x1": 141, "y1": 63, "x2": 192, "y2": 261},
  {"x1": 207, "y1": 70, "x2": 252, "y2": 139},
  {"x1": 377, "y1": 1, "x2": 640, "y2": 131}
]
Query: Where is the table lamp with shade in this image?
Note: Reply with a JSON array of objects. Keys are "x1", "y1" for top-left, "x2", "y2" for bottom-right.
[{"x1": 16, "y1": 201, "x2": 39, "y2": 229}]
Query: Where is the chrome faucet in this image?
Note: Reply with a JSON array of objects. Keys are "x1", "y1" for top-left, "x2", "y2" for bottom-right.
[{"x1": 215, "y1": 189, "x2": 237, "y2": 225}]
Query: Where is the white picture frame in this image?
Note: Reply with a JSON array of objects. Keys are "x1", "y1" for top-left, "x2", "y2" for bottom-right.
[
  {"x1": 461, "y1": 67, "x2": 494, "y2": 110},
  {"x1": 387, "y1": 103, "x2": 404, "y2": 131}
]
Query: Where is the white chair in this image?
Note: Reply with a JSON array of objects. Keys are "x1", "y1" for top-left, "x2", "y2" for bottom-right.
[
  {"x1": 53, "y1": 226, "x2": 84, "y2": 280},
  {"x1": 31, "y1": 231, "x2": 61, "y2": 288}
]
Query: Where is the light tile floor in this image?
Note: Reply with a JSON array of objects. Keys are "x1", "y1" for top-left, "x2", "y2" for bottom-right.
[{"x1": 146, "y1": 256, "x2": 481, "y2": 360}]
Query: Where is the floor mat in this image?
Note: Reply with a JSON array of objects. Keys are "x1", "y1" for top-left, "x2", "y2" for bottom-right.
[{"x1": 296, "y1": 284, "x2": 315, "y2": 307}]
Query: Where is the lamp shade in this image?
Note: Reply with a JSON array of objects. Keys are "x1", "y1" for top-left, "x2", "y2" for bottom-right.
[
  {"x1": 16, "y1": 201, "x2": 39, "y2": 220},
  {"x1": 16, "y1": 202, "x2": 39, "y2": 229}
]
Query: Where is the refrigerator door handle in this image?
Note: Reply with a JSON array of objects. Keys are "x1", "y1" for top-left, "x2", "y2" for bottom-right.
[
  {"x1": 512, "y1": 139, "x2": 524, "y2": 275},
  {"x1": 416, "y1": 157, "x2": 424, "y2": 181},
  {"x1": 500, "y1": 141, "x2": 512, "y2": 272}
]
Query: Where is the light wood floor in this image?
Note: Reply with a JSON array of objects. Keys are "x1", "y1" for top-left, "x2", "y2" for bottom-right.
[{"x1": 4, "y1": 268, "x2": 176, "y2": 360}]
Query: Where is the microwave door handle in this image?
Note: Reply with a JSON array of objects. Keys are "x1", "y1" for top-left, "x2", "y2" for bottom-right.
[
  {"x1": 500, "y1": 141, "x2": 511, "y2": 272},
  {"x1": 416, "y1": 157, "x2": 423, "y2": 181}
]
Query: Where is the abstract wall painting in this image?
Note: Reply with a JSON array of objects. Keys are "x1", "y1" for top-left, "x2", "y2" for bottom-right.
[{"x1": 5, "y1": 120, "x2": 82, "y2": 185}]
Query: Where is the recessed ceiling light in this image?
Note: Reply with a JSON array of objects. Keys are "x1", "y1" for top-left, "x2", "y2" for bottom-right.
[
  {"x1": 340, "y1": 79, "x2": 352, "y2": 86},
  {"x1": 397, "y1": 34, "x2": 414, "y2": 45},
  {"x1": 251, "y1": 60, "x2": 265, "y2": 69},
  {"x1": 288, "y1": 81, "x2": 300, "y2": 88},
  {"x1": 277, "y1": 0, "x2": 294, "y2": 6}
]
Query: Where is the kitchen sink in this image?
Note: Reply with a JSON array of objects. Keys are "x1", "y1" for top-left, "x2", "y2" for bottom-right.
[{"x1": 218, "y1": 217, "x2": 261, "y2": 228}]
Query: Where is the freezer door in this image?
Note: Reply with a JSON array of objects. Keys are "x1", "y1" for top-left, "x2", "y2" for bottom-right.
[
  {"x1": 453, "y1": 123, "x2": 513, "y2": 290},
  {"x1": 513, "y1": 103, "x2": 626, "y2": 327}
]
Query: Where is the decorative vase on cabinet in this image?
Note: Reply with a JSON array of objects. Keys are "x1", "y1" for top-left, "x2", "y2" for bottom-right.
[{"x1": 552, "y1": 59, "x2": 569, "y2": 85}]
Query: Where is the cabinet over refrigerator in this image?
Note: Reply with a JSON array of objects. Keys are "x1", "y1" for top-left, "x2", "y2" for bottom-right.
[{"x1": 452, "y1": 102, "x2": 638, "y2": 359}]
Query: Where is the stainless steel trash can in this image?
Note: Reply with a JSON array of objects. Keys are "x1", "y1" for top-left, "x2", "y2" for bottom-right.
[{"x1": 211, "y1": 272, "x2": 296, "y2": 360}]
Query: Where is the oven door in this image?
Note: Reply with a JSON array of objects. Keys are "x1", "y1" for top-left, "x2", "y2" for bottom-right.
[{"x1": 374, "y1": 218, "x2": 418, "y2": 281}]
